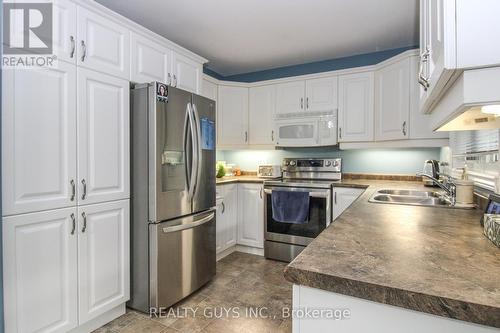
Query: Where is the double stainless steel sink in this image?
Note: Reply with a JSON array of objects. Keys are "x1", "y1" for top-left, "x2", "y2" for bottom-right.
[{"x1": 369, "y1": 189, "x2": 453, "y2": 208}]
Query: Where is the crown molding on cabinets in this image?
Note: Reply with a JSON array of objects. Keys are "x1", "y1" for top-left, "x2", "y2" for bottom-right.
[
  {"x1": 76, "y1": 0, "x2": 208, "y2": 65},
  {"x1": 205, "y1": 49, "x2": 419, "y2": 89}
]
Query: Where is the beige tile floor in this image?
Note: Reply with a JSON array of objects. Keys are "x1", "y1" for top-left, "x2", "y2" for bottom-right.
[{"x1": 93, "y1": 252, "x2": 292, "y2": 333}]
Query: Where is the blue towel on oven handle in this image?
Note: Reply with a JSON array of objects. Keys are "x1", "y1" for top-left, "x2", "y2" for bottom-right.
[{"x1": 271, "y1": 190, "x2": 310, "y2": 224}]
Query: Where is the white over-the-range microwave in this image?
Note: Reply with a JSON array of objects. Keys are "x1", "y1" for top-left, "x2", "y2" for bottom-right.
[{"x1": 274, "y1": 110, "x2": 338, "y2": 147}]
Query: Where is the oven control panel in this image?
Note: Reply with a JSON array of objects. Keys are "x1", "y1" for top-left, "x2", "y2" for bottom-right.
[{"x1": 282, "y1": 158, "x2": 341, "y2": 172}]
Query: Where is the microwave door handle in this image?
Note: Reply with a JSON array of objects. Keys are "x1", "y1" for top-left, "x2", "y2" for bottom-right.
[{"x1": 192, "y1": 103, "x2": 203, "y2": 197}]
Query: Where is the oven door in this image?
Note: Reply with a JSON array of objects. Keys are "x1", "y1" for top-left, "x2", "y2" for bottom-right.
[{"x1": 264, "y1": 186, "x2": 331, "y2": 246}]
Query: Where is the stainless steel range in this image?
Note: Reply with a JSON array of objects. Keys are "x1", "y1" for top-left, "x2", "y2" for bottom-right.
[{"x1": 263, "y1": 158, "x2": 342, "y2": 262}]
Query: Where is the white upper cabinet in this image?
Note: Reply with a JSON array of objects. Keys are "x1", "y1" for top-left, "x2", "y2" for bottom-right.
[
  {"x1": 3, "y1": 208, "x2": 78, "y2": 333},
  {"x1": 131, "y1": 33, "x2": 172, "y2": 84},
  {"x1": 418, "y1": 0, "x2": 500, "y2": 114},
  {"x1": 237, "y1": 184, "x2": 264, "y2": 249},
  {"x1": 249, "y1": 85, "x2": 276, "y2": 145},
  {"x1": 77, "y1": 68, "x2": 130, "y2": 205},
  {"x1": 2, "y1": 63, "x2": 77, "y2": 216},
  {"x1": 52, "y1": 0, "x2": 77, "y2": 64},
  {"x1": 77, "y1": 200, "x2": 130, "y2": 324},
  {"x1": 275, "y1": 81, "x2": 306, "y2": 115},
  {"x1": 338, "y1": 72, "x2": 374, "y2": 142},
  {"x1": 375, "y1": 58, "x2": 410, "y2": 141},
  {"x1": 201, "y1": 78, "x2": 218, "y2": 101},
  {"x1": 217, "y1": 85, "x2": 249, "y2": 146},
  {"x1": 305, "y1": 77, "x2": 338, "y2": 112},
  {"x1": 172, "y1": 52, "x2": 202, "y2": 93},
  {"x1": 409, "y1": 56, "x2": 448, "y2": 139},
  {"x1": 77, "y1": 6, "x2": 130, "y2": 79}
]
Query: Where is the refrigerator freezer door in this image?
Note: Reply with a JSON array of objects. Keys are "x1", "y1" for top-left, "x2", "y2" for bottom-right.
[
  {"x1": 191, "y1": 94, "x2": 216, "y2": 214},
  {"x1": 150, "y1": 85, "x2": 194, "y2": 222},
  {"x1": 149, "y1": 209, "x2": 216, "y2": 309}
]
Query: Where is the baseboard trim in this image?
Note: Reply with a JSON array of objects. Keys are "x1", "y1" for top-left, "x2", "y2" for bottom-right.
[
  {"x1": 69, "y1": 303, "x2": 126, "y2": 333},
  {"x1": 216, "y1": 245, "x2": 264, "y2": 261}
]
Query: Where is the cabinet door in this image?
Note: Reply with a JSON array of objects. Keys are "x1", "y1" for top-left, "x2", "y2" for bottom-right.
[
  {"x1": 2, "y1": 63, "x2": 77, "y2": 216},
  {"x1": 237, "y1": 184, "x2": 264, "y2": 248},
  {"x1": 223, "y1": 184, "x2": 238, "y2": 248},
  {"x1": 78, "y1": 200, "x2": 130, "y2": 324},
  {"x1": 305, "y1": 77, "x2": 338, "y2": 112},
  {"x1": 375, "y1": 58, "x2": 410, "y2": 141},
  {"x1": 216, "y1": 198, "x2": 225, "y2": 254},
  {"x1": 249, "y1": 85, "x2": 276, "y2": 145},
  {"x1": 131, "y1": 32, "x2": 172, "y2": 84},
  {"x1": 333, "y1": 188, "x2": 364, "y2": 221},
  {"x1": 409, "y1": 56, "x2": 449, "y2": 139},
  {"x1": 53, "y1": 0, "x2": 77, "y2": 64},
  {"x1": 78, "y1": 68, "x2": 130, "y2": 205},
  {"x1": 77, "y1": 6, "x2": 130, "y2": 79},
  {"x1": 338, "y1": 72, "x2": 374, "y2": 142},
  {"x1": 217, "y1": 85, "x2": 249, "y2": 145},
  {"x1": 202, "y1": 78, "x2": 218, "y2": 101},
  {"x1": 3, "y1": 208, "x2": 78, "y2": 333},
  {"x1": 172, "y1": 52, "x2": 202, "y2": 93},
  {"x1": 275, "y1": 81, "x2": 305, "y2": 115}
]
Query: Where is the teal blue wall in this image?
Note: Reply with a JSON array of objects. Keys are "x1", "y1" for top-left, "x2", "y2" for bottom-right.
[
  {"x1": 204, "y1": 46, "x2": 418, "y2": 83},
  {"x1": 218, "y1": 148, "x2": 440, "y2": 175}
]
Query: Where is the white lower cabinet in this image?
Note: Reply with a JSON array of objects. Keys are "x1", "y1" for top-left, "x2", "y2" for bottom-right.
[
  {"x1": 216, "y1": 184, "x2": 238, "y2": 254},
  {"x1": 237, "y1": 184, "x2": 264, "y2": 249},
  {"x1": 333, "y1": 187, "x2": 365, "y2": 221},
  {"x1": 3, "y1": 201, "x2": 130, "y2": 332},
  {"x1": 77, "y1": 200, "x2": 130, "y2": 324},
  {"x1": 3, "y1": 208, "x2": 78, "y2": 333}
]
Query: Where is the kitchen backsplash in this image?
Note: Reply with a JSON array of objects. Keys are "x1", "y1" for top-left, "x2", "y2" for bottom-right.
[{"x1": 216, "y1": 148, "x2": 441, "y2": 175}]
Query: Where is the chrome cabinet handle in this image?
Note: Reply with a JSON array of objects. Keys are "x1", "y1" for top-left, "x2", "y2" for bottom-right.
[
  {"x1": 70, "y1": 179, "x2": 75, "y2": 201},
  {"x1": 221, "y1": 202, "x2": 225, "y2": 214},
  {"x1": 70, "y1": 213, "x2": 76, "y2": 235},
  {"x1": 81, "y1": 40, "x2": 86, "y2": 62},
  {"x1": 260, "y1": 187, "x2": 263, "y2": 199},
  {"x1": 418, "y1": 47, "x2": 430, "y2": 90},
  {"x1": 245, "y1": 131, "x2": 248, "y2": 142},
  {"x1": 402, "y1": 121, "x2": 407, "y2": 136},
  {"x1": 334, "y1": 192, "x2": 337, "y2": 205},
  {"x1": 81, "y1": 179, "x2": 87, "y2": 200},
  {"x1": 300, "y1": 97, "x2": 304, "y2": 109},
  {"x1": 271, "y1": 130, "x2": 274, "y2": 141},
  {"x1": 167, "y1": 73, "x2": 172, "y2": 85},
  {"x1": 173, "y1": 74, "x2": 177, "y2": 87},
  {"x1": 306, "y1": 97, "x2": 309, "y2": 109},
  {"x1": 81, "y1": 212, "x2": 87, "y2": 233},
  {"x1": 70, "y1": 36, "x2": 75, "y2": 58},
  {"x1": 339, "y1": 127, "x2": 342, "y2": 140}
]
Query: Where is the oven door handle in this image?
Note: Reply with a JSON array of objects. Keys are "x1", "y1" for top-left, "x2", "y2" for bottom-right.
[{"x1": 263, "y1": 188, "x2": 329, "y2": 198}]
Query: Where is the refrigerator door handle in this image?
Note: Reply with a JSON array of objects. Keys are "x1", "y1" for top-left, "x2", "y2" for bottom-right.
[
  {"x1": 191, "y1": 103, "x2": 203, "y2": 197},
  {"x1": 187, "y1": 103, "x2": 198, "y2": 200},
  {"x1": 162, "y1": 211, "x2": 215, "y2": 233}
]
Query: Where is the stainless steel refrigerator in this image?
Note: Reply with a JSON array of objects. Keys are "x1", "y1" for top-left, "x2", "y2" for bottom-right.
[{"x1": 129, "y1": 82, "x2": 216, "y2": 313}]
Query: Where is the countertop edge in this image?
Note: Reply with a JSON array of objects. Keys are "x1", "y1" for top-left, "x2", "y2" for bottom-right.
[{"x1": 283, "y1": 265, "x2": 500, "y2": 328}]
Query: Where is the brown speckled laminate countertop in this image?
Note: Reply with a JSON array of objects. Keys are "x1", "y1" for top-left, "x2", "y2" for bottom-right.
[
  {"x1": 216, "y1": 176, "x2": 265, "y2": 184},
  {"x1": 283, "y1": 179, "x2": 500, "y2": 328}
]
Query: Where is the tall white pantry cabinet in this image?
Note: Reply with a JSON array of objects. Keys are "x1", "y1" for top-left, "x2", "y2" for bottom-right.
[{"x1": 2, "y1": 2, "x2": 131, "y2": 333}]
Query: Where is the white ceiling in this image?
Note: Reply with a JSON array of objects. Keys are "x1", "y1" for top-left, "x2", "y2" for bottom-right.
[{"x1": 96, "y1": 0, "x2": 419, "y2": 76}]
